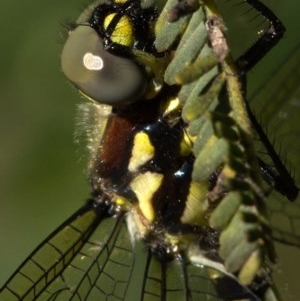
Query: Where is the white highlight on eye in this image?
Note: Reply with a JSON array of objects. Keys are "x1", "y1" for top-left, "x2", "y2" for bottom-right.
[{"x1": 83, "y1": 52, "x2": 104, "y2": 70}]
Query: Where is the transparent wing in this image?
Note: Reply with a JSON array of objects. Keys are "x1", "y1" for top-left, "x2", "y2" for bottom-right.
[
  {"x1": 141, "y1": 247, "x2": 270, "y2": 301},
  {"x1": 0, "y1": 200, "x2": 135, "y2": 301},
  {"x1": 250, "y1": 45, "x2": 300, "y2": 247},
  {"x1": 1, "y1": 197, "x2": 270, "y2": 301},
  {"x1": 141, "y1": 252, "x2": 222, "y2": 301}
]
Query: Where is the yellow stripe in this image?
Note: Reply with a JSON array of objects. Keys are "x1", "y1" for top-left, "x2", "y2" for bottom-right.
[
  {"x1": 130, "y1": 172, "x2": 163, "y2": 222},
  {"x1": 128, "y1": 132, "x2": 155, "y2": 173},
  {"x1": 103, "y1": 13, "x2": 134, "y2": 47},
  {"x1": 162, "y1": 97, "x2": 180, "y2": 116}
]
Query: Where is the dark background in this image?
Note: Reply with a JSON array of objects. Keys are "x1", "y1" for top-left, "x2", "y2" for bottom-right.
[{"x1": 0, "y1": 0, "x2": 299, "y2": 299}]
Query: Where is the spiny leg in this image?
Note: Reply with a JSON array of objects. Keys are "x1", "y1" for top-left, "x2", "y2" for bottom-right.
[
  {"x1": 232, "y1": 0, "x2": 298, "y2": 200},
  {"x1": 235, "y1": 0, "x2": 285, "y2": 73}
]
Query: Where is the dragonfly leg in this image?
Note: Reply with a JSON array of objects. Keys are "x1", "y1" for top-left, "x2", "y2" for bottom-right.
[{"x1": 235, "y1": 0, "x2": 285, "y2": 73}]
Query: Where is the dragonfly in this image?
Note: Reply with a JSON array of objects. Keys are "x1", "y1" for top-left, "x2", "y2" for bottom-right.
[{"x1": 0, "y1": 0, "x2": 299, "y2": 300}]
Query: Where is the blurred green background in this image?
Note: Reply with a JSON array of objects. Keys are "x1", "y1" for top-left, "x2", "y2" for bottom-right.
[
  {"x1": 0, "y1": 0, "x2": 90, "y2": 285},
  {"x1": 0, "y1": 0, "x2": 299, "y2": 300}
]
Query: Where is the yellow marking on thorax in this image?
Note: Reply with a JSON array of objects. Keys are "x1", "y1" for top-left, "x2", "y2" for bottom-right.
[
  {"x1": 180, "y1": 181, "x2": 209, "y2": 226},
  {"x1": 162, "y1": 97, "x2": 180, "y2": 116},
  {"x1": 130, "y1": 171, "x2": 163, "y2": 222},
  {"x1": 104, "y1": 13, "x2": 134, "y2": 47},
  {"x1": 128, "y1": 132, "x2": 155, "y2": 173},
  {"x1": 115, "y1": 196, "x2": 129, "y2": 206}
]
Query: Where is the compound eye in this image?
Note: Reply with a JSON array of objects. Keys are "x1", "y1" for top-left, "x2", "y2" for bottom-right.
[{"x1": 61, "y1": 26, "x2": 148, "y2": 105}]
